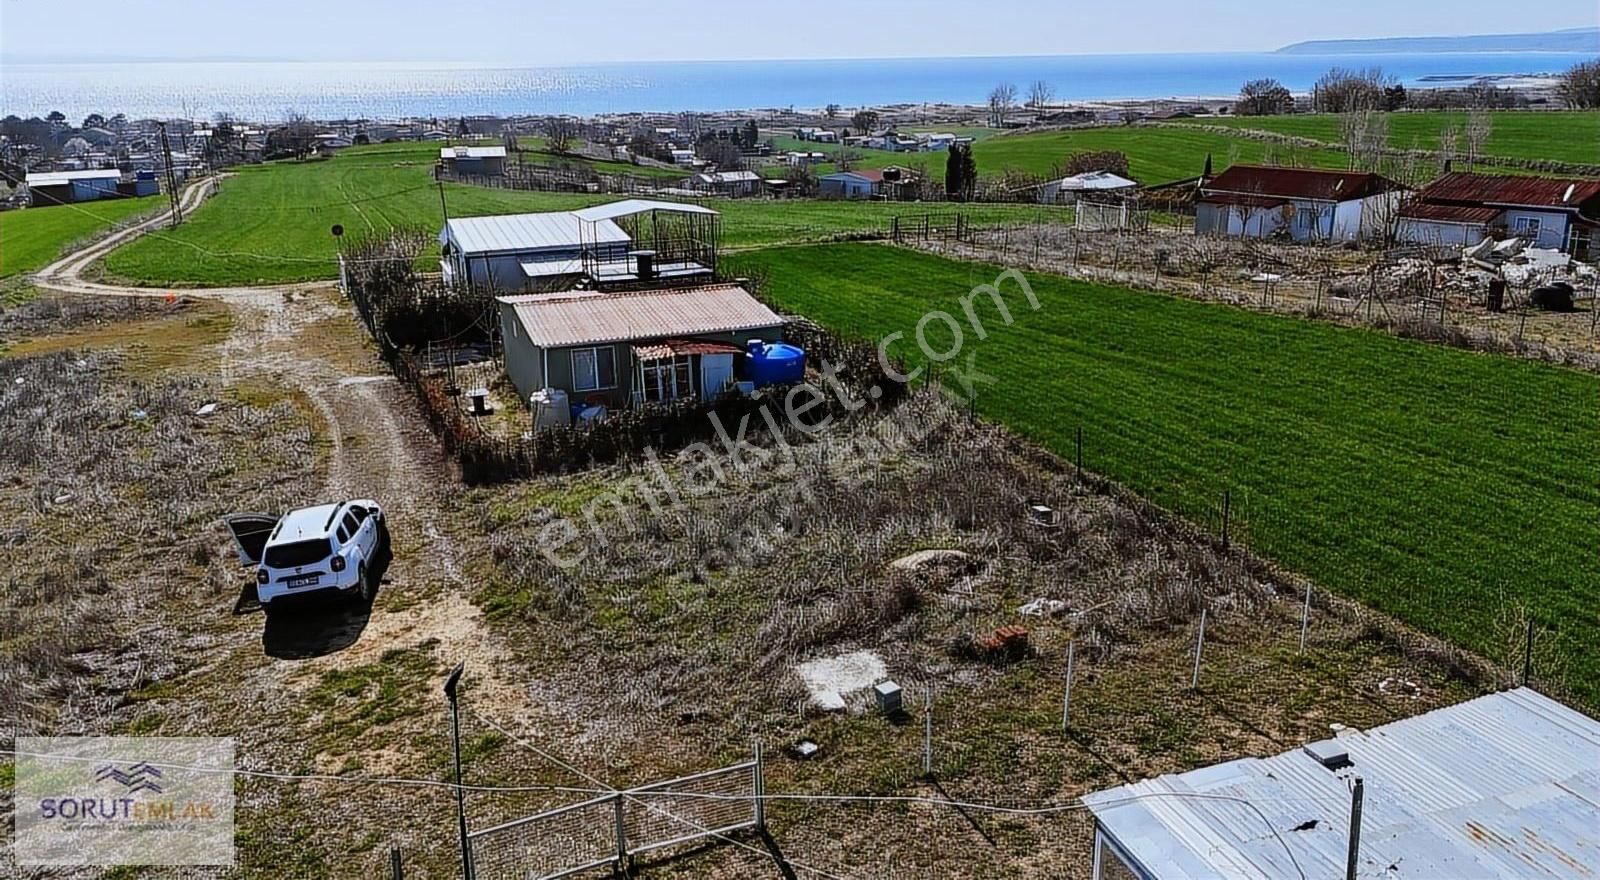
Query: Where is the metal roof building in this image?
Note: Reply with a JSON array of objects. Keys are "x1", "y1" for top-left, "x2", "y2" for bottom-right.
[
  {"x1": 1082, "y1": 688, "x2": 1600, "y2": 880},
  {"x1": 497, "y1": 284, "x2": 780, "y2": 349},
  {"x1": 440, "y1": 212, "x2": 630, "y2": 256}
]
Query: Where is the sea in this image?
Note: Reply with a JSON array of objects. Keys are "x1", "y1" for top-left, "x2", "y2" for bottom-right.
[{"x1": 2, "y1": 51, "x2": 1594, "y2": 120}]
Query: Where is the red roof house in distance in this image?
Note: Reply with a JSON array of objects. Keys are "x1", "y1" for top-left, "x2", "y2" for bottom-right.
[
  {"x1": 1396, "y1": 171, "x2": 1600, "y2": 258},
  {"x1": 1196, "y1": 165, "x2": 1408, "y2": 243}
]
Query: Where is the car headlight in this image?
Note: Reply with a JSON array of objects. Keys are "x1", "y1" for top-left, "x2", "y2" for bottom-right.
[{"x1": 256, "y1": 569, "x2": 269, "y2": 585}]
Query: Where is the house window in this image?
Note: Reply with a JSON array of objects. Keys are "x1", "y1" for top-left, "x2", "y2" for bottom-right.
[
  {"x1": 641, "y1": 358, "x2": 693, "y2": 402},
  {"x1": 1514, "y1": 216, "x2": 1542, "y2": 236},
  {"x1": 570, "y1": 346, "x2": 616, "y2": 392}
]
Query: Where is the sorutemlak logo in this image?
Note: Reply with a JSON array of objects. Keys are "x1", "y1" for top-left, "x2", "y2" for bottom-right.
[{"x1": 15, "y1": 737, "x2": 235, "y2": 866}]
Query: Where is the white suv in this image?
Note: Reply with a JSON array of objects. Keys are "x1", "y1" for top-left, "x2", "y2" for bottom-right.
[{"x1": 225, "y1": 500, "x2": 389, "y2": 613}]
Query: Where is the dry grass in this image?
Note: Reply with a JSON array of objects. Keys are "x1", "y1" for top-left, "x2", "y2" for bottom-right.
[
  {"x1": 0, "y1": 303, "x2": 319, "y2": 738},
  {"x1": 456, "y1": 389, "x2": 1496, "y2": 879}
]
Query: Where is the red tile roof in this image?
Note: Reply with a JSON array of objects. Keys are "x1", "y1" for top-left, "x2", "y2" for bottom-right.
[
  {"x1": 1412, "y1": 172, "x2": 1600, "y2": 212},
  {"x1": 829, "y1": 169, "x2": 883, "y2": 182},
  {"x1": 1201, "y1": 164, "x2": 1404, "y2": 202}
]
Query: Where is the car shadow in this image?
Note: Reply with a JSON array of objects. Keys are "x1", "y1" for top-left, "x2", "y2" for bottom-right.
[
  {"x1": 260, "y1": 600, "x2": 373, "y2": 660},
  {"x1": 230, "y1": 528, "x2": 394, "y2": 660}
]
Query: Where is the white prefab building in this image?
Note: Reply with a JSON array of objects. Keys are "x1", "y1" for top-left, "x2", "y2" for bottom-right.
[
  {"x1": 439, "y1": 200, "x2": 720, "y2": 292},
  {"x1": 1196, "y1": 165, "x2": 1406, "y2": 243},
  {"x1": 1038, "y1": 171, "x2": 1139, "y2": 204},
  {"x1": 1083, "y1": 688, "x2": 1600, "y2": 880}
]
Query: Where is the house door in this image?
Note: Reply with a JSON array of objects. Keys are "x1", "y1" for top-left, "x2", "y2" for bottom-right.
[{"x1": 700, "y1": 353, "x2": 734, "y2": 399}]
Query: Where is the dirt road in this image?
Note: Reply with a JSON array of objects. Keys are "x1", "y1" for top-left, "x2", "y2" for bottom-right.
[{"x1": 24, "y1": 180, "x2": 543, "y2": 876}]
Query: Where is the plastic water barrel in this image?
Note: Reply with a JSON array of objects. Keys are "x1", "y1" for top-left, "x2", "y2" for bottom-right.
[{"x1": 746, "y1": 340, "x2": 805, "y2": 387}]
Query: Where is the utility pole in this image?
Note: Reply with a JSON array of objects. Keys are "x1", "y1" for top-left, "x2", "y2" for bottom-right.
[
  {"x1": 157, "y1": 121, "x2": 183, "y2": 228},
  {"x1": 438, "y1": 179, "x2": 450, "y2": 225}
]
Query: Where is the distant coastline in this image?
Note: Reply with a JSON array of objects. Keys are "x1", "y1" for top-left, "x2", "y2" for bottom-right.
[
  {"x1": 3, "y1": 50, "x2": 1594, "y2": 120},
  {"x1": 1279, "y1": 27, "x2": 1600, "y2": 55}
]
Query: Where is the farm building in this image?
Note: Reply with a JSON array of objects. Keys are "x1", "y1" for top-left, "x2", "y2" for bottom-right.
[
  {"x1": 439, "y1": 145, "x2": 506, "y2": 177},
  {"x1": 1082, "y1": 688, "x2": 1600, "y2": 880},
  {"x1": 497, "y1": 284, "x2": 787, "y2": 413},
  {"x1": 689, "y1": 169, "x2": 762, "y2": 197},
  {"x1": 1396, "y1": 172, "x2": 1600, "y2": 259},
  {"x1": 439, "y1": 199, "x2": 719, "y2": 293},
  {"x1": 1195, "y1": 165, "x2": 1406, "y2": 243},
  {"x1": 25, "y1": 169, "x2": 124, "y2": 205},
  {"x1": 819, "y1": 169, "x2": 884, "y2": 199},
  {"x1": 1037, "y1": 171, "x2": 1139, "y2": 205}
]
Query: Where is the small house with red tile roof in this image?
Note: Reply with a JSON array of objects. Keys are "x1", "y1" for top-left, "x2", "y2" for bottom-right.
[
  {"x1": 1196, "y1": 165, "x2": 1407, "y2": 243},
  {"x1": 1396, "y1": 171, "x2": 1600, "y2": 258}
]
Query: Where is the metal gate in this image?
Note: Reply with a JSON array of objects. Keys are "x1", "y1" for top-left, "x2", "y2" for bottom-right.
[{"x1": 468, "y1": 750, "x2": 764, "y2": 880}]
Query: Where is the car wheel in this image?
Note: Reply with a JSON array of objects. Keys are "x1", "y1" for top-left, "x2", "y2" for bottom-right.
[{"x1": 357, "y1": 563, "x2": 373, "y2": 606}]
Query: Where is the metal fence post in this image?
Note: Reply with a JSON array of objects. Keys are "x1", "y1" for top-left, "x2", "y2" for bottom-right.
[
  {"x1": 613, "y1": 793, "x2": 627, "y2": 869},
  {"x1": 922, "y1": 689, "x2": 934, "y2": 778},
  {"x1": 1061, "y1": 640, "x2": 1076, "y2": 733},
  {"x1": 389, "y1": 843, "x2": 404, "y2": 880},
  {"x1": 1190, "y1": 608, "x2": 1208, "y2": 691},
  {"x1": 753, "y1": 740, "x2": 766, "y2": 832},
  {"x1": 1299, "y1": 585, "x2": 1312, "y2": 654}
]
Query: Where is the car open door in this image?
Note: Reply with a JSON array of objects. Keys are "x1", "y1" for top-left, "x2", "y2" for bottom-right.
[{"x1": 223, "y1": 513, "x2": 279, "y2": 566}]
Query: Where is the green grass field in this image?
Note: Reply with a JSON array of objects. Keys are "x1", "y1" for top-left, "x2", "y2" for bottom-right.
[
  {"x1": 1172, "y1": 111, "x2": 1600, "y2": 166},
  {"x1": 727, "y1": 243, "x2": 1600, "y2": 704},
  {"x1": 0, "y1": 195, "x2": 164, "y2": 278},
  {"x1": 102, "y1": 143, "x2": 1072, "y2": 286},
  {"x1": 770, "y1": 126, "x2": 1350, "y2": 184}
]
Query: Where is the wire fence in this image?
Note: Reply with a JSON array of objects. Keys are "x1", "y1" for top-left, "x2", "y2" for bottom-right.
[
  {"x1": 468, "y1": 754, "x2": 761, "y2": 880},
  {"x1": 912, "y1": 222, "x2": 1600, "y2": 365}
]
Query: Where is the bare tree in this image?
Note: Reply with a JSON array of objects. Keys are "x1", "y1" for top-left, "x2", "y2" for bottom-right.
[
  {"x1": 1028, "y1": 80, "x2": 1055, "y2": 110},
  {"x1": 1558, "y1": 61, "x2": 1600, "y2": 109},
  {"x1": 1437, "y1": 124, "x2": 1460, "y2": 171},
  {"x1": 987, "y1": 83, "x2": 1018, "y2": 127},
  {"x1": 1464, "y1": 110, "x2": 1492, "y2": 171},
  {"x1": 283, "y1": 110, "x2": 316, "y2": 160},
  {"x1": 1235, "y1": 79, "x2": 1293, "y2": 116},
  {"x1": 824, "y1": 103, "x2": 841, "y2": 120},
  {"x1": 544, "y1": 117, "x2": 577, "y2": 154},
  {"x1": 1339, "y1": 110, "x2": 1388, "y2": 172},
  {"x1": 1313, "y1": 67, "x2": 1390, "y2": 114}
]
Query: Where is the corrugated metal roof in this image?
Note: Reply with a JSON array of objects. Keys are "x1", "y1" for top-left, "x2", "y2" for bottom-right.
[
  {"x1": 441, "y1": 212, "x2": 629, "y2": 255},
  {"x1": 1399, "y1": 202, "x2": 1503, "y2": 224},
  {"x1": 1056, "y1": 171, "x2": 1139, "y2": 191},
  {"x1": 498, "y1": 285, "x2": 782, "y2": 349},
  {"x1": 569, "y1": 199, "x2": 718, "y2": 222},
  {"x1": 1416, "y1": 172, "x2": 1600, "y2": 212},
  {"x1": 1202, "y1": 164, "x2": 1403, "y2": 203},
  {"x1": 26, "y1": 170, "x2": 121, "y2": 186},
  {"x1": 1083, "y1": 689, "x2": 1600, "y2": 880}
]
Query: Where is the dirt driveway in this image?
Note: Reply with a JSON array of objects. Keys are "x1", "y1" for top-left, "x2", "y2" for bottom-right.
[{"x1": 24, "y1": 203, "x2": 549, "y2": 877}]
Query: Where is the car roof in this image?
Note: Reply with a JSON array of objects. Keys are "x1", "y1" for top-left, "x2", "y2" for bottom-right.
[{"x1": 272, "y1": 503, "x2": 342, "y2": 542}]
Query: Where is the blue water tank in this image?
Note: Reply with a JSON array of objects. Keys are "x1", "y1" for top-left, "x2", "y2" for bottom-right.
[{"x1": 745, "y1": 339, "x2": 805, "y2": 387}]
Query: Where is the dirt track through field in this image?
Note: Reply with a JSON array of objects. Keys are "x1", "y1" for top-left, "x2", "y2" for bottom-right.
[{"x1": 27, "y1": 185, "x2": 551, "y2": 871}]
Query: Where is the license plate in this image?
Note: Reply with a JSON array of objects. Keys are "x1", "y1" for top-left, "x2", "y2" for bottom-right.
[{"x1": 286, "y1": 574, "x2": 320, "y2": 588}]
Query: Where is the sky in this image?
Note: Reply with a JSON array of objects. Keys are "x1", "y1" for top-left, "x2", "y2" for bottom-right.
[{"x1": 1, "y1": 0, "x2": 1596, "y2": 65}]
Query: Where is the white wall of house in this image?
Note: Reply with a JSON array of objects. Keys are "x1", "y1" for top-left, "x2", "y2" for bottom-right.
[
  {"x1": 1501, "y1": 208, "x2": 1569, "y2": 250},
  {"x1": 1199, "y1": 203, "x2": 1287, "y2": 238},
  {"x1": 1396, "y1": 218, "x2": 1490, "y2": 247}
]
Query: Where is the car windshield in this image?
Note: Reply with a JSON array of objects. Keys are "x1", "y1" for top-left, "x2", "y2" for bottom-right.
[{"x1": 264, "y1": 538, "x2": 332, "y2": 569}]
